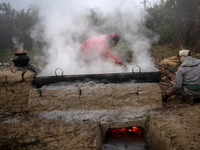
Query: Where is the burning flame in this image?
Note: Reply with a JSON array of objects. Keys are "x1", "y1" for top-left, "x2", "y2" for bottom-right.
[
  {"x1": 108, "y1": 126, "x2": 142, "y2": 135},
  {"x1": 162, "y1": 76, "x2": 167, "y2": 80}
]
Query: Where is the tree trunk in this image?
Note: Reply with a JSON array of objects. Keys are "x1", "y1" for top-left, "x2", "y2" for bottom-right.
[{"x1": 169, "y1": 0, "x2": 200, "y2": 52}]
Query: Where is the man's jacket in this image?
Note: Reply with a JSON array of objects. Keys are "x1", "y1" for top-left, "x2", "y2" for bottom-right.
[
  {"x1": 171, "y1": 57, "x2": 200, "y2": 96},
  {"x1": 80, "y1": 36, "x2": 120, "y2": 64}
]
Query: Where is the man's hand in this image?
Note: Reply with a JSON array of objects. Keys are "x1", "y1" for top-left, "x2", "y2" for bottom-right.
[
  {"x1": 162, "y1": 92, "x2": 171, "y2": 102},
  {"x1": 162, "y1": 93, "x2": 168, "y2": 102},
  {"x1": 119, "y1": 62, "x2": 128, "y2": 69}
]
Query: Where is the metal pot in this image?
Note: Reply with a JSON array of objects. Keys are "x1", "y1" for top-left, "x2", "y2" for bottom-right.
[{"x1": 12, "y1": 53, "x2": 30, "y2": 66}]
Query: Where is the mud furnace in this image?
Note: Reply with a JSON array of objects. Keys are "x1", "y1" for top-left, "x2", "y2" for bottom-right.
[{"x1": 0, "y1": 67, "x2": 176, "y2": 150}]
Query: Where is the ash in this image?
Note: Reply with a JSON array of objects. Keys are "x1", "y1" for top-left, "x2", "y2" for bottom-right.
[
  {"x1": 40, "y1": 78, "x2": 138, "y2": 90},
  {"x1": 103, "y1": 141, "x2": 147, "y2": 150},
  {"x1": 38, "y1": 109, "x2": 147, "y2": 124},
  {"x1": 1, "y1": 118, "x2": 20, "y2": 124},
  {"x1": 103, "y1": 130, "x2": 148, "y2": 150}
]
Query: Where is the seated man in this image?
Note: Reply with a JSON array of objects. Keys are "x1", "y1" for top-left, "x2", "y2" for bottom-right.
[
  {"x1": 162, "y1": 50, "x2": 200, "y2": 102},
  {"x1": 80, "y1": 33, "x2": 127, "y2": 69},
  {"x1": 12, "y1": 47, "x2": 41, "y2": 75}
]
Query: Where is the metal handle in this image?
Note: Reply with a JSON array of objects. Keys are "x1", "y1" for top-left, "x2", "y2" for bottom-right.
[
  {"x1": 132, "y1": 65, "x2": 141, "y2": 74},
  {"x1": 55, "y1": 68, "x2": 63, "y2": 77}
]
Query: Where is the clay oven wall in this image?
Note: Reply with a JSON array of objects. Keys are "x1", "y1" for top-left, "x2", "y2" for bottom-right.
[
  {"x1": 28, "y1": 82, "x2": 162, "y2": 114},
  {"x1": 0, "y1": 67, "x2": 36, "y2": 115},
  {"x1": 0, "y1": 66, "x2": 162, "y2": 115}
]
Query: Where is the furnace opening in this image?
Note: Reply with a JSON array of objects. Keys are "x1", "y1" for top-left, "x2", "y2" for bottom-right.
[{"x1": 103, "y1": 126, "x2": 148, "y2": 150}]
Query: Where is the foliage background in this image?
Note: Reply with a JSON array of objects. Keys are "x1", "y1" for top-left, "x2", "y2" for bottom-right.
[
  {"x1": 0, "y1": 0, "x2": 200, "y2": 54},
  {"x1": 0, "y1": 3, "x2": 39, "y2": 53}
]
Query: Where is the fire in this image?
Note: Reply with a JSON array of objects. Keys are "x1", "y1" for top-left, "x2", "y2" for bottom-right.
[
  {"x1": 162, "y1": 76, "x2": 167, "y2": 80},
  {"x1": 108, "y1": 126, "x2": 142, "y2": 135}
]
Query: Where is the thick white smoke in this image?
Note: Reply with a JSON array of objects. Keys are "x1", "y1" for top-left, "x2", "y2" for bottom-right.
[{"x1": 30, "y1": 0, "x2": 159, "y2": 76}]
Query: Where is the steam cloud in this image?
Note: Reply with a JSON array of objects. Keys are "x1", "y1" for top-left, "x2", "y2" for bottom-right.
[
  {"x1": 29, "y1": 0, "x2": 159, "y2": 76},
  {"x1": 12, "y1": 37, "x2": 24, "y2": 49}
]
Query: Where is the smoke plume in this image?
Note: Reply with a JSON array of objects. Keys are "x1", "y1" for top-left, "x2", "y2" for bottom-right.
[{"x1": 30, "y1": 0, "x2": 159, "y2": 76}]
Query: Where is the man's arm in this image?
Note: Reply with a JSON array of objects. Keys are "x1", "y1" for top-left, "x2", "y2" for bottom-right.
[
  {"x1": 170, "y1": 68, "x2": 184, "y2": 95},
  {"x1": 162, "y1": 67, "x2": 183, "y2": 102}
]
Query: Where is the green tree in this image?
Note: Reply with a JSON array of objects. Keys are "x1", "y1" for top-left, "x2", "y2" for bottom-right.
[
  {"x1": 146, "y1": 1, "x2": 175, "y2": 44},
  {"x1": 166, "y1": 0, "x2": 200, "y2": 51},
  {"x1": 0, "y1": 3, "x2": 15, "y2": 52},
  {"x1": 147, "y1": 0, "x2": 200, "y2": 51},
  {"x1": 0, "y1": 3, "x2": 39, "y2": 52},
  {"x1": 14, "y1": 8, "x2": 38, "y2": 50}
]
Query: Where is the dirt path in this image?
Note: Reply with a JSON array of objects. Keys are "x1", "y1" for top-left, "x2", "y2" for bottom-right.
[{"x1": 153, "y1": 84, "x2": 200, "y2": 149}]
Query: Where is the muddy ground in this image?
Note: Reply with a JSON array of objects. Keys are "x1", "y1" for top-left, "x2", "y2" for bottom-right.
[
  {"x1": 1, "y1": 53, "x2": 200, "y2": 150},
  {"x1": 156, "y1": 73, "x2": 200, "y2": 149},
  {"x1": 150, "y1": 55, "x2": 200, "y2": 149}
]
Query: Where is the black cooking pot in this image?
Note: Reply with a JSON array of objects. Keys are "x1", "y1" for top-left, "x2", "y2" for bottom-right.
[{"x1": 12, "y1": 53, "x2": 30, "y2": 66}]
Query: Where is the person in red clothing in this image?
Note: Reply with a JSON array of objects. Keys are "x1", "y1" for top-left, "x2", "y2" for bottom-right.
[{"x1": 80, "y1": 33, "x2": 127, "y2": 68}]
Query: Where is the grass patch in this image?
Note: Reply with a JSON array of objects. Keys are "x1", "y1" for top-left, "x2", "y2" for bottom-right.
[
  {"x1": 171, "y1": 142, "x2": 176, "y2": 148},
  {"x1": 152, "y1": 45, "x2": 180, "y2": 60},
  {"x1": 152, "y1": 44, "x2": 200, "y2": 60}
]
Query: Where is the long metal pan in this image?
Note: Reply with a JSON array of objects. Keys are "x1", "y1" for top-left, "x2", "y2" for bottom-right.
[{"x1": 35, "y1": 65, "x2": 161, "y2": 88}]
